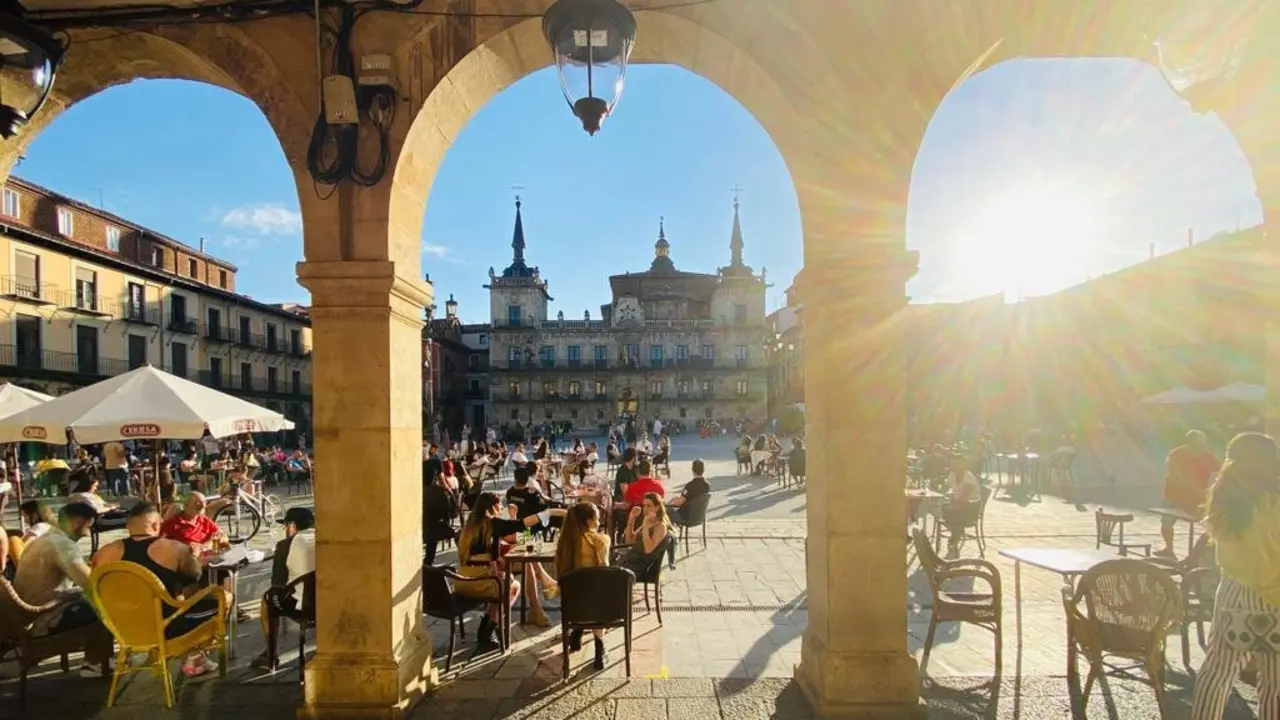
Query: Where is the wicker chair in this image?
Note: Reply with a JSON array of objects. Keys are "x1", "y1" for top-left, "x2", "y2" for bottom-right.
[
  {"x1": 1149, "y1": 534, "x2": 1218, "y2": 669},
  {"x1": 932, "y1": 485, "x2": 994, "y2": 557},
  {"x1": 911, "y1": 527, "x2": 1002, "y2": 675},
  {"x1": 0, "y1": 578, "x2": 112, "y2": 708},
  {"x1": 1062, "y1": 558, "x2": 1182, "y2": 716}
]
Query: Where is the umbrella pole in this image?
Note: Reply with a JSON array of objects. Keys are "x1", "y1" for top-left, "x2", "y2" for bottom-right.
[
  {"x1": 9, "y1": 443, "x2": 20, "y2": 534},
  {"x1": 152, "y1": 440, "x2": 162, "y2": 507}
]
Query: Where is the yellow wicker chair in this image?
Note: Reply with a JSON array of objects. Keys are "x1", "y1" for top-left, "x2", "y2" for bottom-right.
[{"x1": 88, "y1": 562, "x2": 228, "y2": 708}]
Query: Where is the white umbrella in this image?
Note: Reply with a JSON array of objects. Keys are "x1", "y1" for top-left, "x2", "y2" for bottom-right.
[
  {"x1": 1142, "y1": 387, "x2": 1215, "y2": 405},
  {"x1": 0, "y1": 365, "x2": 295, "y2": 445},
  {"x1": 1206, "y1": 382, "x2": 1266, "y2": 403},
  {"x1": 0, "y1": 383, "x2": 53, "y2": 419}
]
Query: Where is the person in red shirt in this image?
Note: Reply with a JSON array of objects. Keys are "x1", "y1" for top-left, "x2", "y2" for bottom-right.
[
  {"x1": 160, "y1": 493, "x2": 228, "y2": 552},
  {"x1": 623, "y1": 459, "x2": 665, "y2": 509},
  {"x1": 1159, "y1": 429, "x2": 1219, "y2": 557}
]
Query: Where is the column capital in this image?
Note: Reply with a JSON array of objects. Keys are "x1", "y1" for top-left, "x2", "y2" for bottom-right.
[{"x1": 296, "y1": 260, "x2": 432, "y2": 326}]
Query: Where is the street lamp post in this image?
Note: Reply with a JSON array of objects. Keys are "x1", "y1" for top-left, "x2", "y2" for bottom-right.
[
  {"x1": 541, "y1": 0, "x2": 637, "y2": 135},
  {"x1": 0, "y1": 6, "x2": 66, "y2": 138}
]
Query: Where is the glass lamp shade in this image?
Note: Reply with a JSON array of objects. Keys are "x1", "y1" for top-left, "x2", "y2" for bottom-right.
[
  {"x1": 0, "y1": 12, "x2": 64, "y2": 139},
  {"x1": 542, "y1": 0, "x2": 637, "y2": 135},
  {"x1": 1150, "y1": 4, "x2": 1262, "y2": 114}
]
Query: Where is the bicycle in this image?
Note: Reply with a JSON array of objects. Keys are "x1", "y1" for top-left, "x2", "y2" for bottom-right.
[{"x1": 211, "y1": 479, "x2": 282, "y2": 544}]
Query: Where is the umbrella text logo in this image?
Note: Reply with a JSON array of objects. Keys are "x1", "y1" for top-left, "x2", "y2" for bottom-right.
[
  {"x1": 233, "y1": 419, "x2": 258, "y2": 433},
  {"x1": 120, "y1": 424, "x2": 162, "y2": 438},
  {"x1": 21, "y1": 427, "x2": 46, "y2": 440}
]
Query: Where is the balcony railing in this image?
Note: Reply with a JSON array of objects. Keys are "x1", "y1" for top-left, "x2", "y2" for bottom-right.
[
  {"x1": 0, "y1": 275, "x2": 56, "y2": 304},
  {"x1": 167, "y1": 316, "x2": 198, "y2": 334},
  {"x1": 204, "y1": 324, "x2": 234, "y2": 343}
]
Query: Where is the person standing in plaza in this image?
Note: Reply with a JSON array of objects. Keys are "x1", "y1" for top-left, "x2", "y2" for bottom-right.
[
  {"x1": 1191, "y1": 432, "x2": 1280, "y2": 719},
  {"x1": 1158, "y1": 429, "x2": 1219, "y2": 558},
  {"x1": 103, "y1": 440, "x2": 130, "y2": 497}
]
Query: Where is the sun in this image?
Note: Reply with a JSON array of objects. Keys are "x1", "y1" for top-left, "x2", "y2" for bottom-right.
[{"x1": 952, "y1": 187, "x2": 1100, "y2": 300}]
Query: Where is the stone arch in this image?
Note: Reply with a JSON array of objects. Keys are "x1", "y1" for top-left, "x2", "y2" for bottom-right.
[
  {"x1": 0, "y1": 23, "x2": 312, "y2": 183},
  {"x1": 389, "y1": 6, "x2": 845, "y2": 276}
]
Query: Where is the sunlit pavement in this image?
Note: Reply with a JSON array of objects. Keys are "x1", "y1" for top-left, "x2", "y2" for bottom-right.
[{"x1": 0, "y1": 438, "x2": 1262, "y2": 717}]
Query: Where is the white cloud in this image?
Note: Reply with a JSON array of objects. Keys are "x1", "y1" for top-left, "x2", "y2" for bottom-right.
[
  {"x1": 421, "y1": 242, "x2": 450, "y2": 257},
  {"x1": 217, "y1": 236, "x2": 260, "y2": 251},
  {"x1": 220, "y1": 204, "x2": 303, "y2": 236}
]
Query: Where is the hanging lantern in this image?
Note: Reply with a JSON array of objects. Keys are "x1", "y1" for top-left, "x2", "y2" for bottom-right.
[
  {"x1": 542, "y1": 0, "x2": 637, "y2": 135},
  {"x1": 0, "y1": 8, "x2": 65, "y2": 139}
]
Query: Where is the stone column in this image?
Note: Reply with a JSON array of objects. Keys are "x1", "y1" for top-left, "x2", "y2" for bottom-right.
[{"x1": 295, "y1": 258, "x2": 435, "y2": 719}]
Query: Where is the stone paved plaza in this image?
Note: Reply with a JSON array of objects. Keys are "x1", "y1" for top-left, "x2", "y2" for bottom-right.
[{"x1": 0, "y1": 436, "x2": 1265, "y2": 718}]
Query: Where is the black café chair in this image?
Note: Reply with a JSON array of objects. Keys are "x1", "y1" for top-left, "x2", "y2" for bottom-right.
[
  {"x1": 611, "y1": 536, "x2": 676, "y2": 625},
  {"x1": 264, "y1": 571, "x2": 317, "y2": 687},
  {"x1": 673, "y1": 493, "x2": 711, "y2": 555},
  {"x1": 559, "y1": 566, "x2": 635, "y2": 679},
  {"x1": 422, "y1": 565, "x2": 504, "y2": 672}
]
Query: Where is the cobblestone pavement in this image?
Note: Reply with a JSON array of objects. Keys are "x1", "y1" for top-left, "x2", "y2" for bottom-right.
[{"x1": 0, "y1": 439, "x2": 1263, "y2": 718}]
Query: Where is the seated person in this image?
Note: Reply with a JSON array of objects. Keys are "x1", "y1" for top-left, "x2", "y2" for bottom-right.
[
  {"x1": 652, "y1": 435, "x2": 671, "y2": 468},
  {"x1": 13, "y1": 502, "x2": 112, "y2": 676},
  {"x1": 423, "y1": 464, "x2": 458, "y2": 565},
  {"x1": 93, "y1": 502, "x2": 226, "y2": 677},
  {"x1": 510, "y1": 443, "x2": 530, "y2": 470},
  {"x1": 634, "y1": 433, "x2": 654, "y2": 457},
  {"x1": 505, "y1": 465, "x2": 551, "y2": 520},
  {"x1": 67, "y1": 476, "x2": 128, "y2": 530},
  {"x1": 253, "y1": 507, "x2": 316, "y2": 671},
  {"x1": 941, "y1": 454, "x2": 981, "y2": 558},
  {"x1": 554, "y1": 501, "x2": 612, "y2": 670},
  {"x1": 788, "y1": 438, "x2": 806, "y2": 478},
  {"x1": 161, "y1": 492, "x2": 229, "y2": 554},
  {"x1": 666, "y1": 459, "x2": 711, "y2": 568},
  {"x1": 623, "y1": 460, "x2": 665, "y2": 512},
  {"x1": 606, "y1": 442, "x2": 621, "y2": 464},
  {"x1": 617, "y1": 493, "x2": 670, "y2": 578}
]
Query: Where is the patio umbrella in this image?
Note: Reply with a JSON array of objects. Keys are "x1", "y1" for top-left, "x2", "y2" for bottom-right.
[
  {"x1": 0, "y1": 383, "x2": 53, "y2": 418},
  {"x1": 1205, "y1": 382, "x2": 1266, "y2": 403},
  {"x1": 0, "y1": 364, "x2": 295, "y2": 445},
  {"x1": 1141, "y1": 387, "x2": 1215, "y2": 405}
]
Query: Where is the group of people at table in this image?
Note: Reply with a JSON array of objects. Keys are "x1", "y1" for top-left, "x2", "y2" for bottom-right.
[
  {"x1": 422, "y1": 437, "x2": 710, "y2": 671},
  {"x1": 0, "y1": 483, "x2": 317, "y2": 686}
]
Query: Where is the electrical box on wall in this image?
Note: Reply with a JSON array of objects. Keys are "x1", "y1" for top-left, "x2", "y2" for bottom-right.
[
  {"x1": 359, "y1": 54, "x2": 395, "y2": 89},
  {"x1": 322, "y1": 75, "x2": 359, "y2": 125}
]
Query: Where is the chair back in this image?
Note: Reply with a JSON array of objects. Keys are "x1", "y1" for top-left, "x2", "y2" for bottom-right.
[
  {"x1": 1073, "y1": 558, "x2": 1182, "y2": 654},
  {"x1": 88, "y1": 562, "x2": 171, "y2": 649},
  {"x1": 911, "y1": 527, "x2": 942, "y2": 591},
  {"x1": 293, "y1": 571, "x2": 317, "y2": 623},
  {"x1": 422, "y1": 565, "x2": 462, "y2": 619},
  {"x1": 0, "y1": 578, "x2": 38, "y2": 641},
  {"x1": 681, "y1": 493, "x2": 712, "y2": 526},
  {"x1": 560, "y1": 566, "x2": 634, "y2": 628},
  {"x1": 1094, "y1": 510, "x2": 1134, "y2": 547}
]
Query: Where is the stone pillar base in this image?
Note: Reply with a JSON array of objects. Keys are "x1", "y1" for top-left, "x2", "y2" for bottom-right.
[
  {"x1": 796, "y1": 633, "x2": 926, "y2": 719},
  {"x1": 298, "y1": 637, "x2": 437, "y2": 720}
]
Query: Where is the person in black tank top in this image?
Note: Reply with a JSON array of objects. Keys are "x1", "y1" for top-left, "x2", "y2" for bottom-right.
[{"x1": 93, "y1": 502, "x2": 225, "y2": 677}]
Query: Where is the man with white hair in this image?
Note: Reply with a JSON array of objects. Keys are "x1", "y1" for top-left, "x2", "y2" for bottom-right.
[{"x1": 159, "y1": 492, "x2": 227, "y2": 552}]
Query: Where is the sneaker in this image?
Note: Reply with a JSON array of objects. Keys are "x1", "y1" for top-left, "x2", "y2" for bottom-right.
[{"x1": 543, "y1": 583, "x2": 560, "y2": 601}]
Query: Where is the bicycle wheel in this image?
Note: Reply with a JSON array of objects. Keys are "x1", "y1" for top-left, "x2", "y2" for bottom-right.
[{"x1": 213, "y1": 501, "x2": 262, "y2": 545}]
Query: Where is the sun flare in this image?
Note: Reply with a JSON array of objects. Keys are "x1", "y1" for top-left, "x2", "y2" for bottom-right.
[{"x1": 953, "y1": 187, "x2": 1100, "y2": 300}]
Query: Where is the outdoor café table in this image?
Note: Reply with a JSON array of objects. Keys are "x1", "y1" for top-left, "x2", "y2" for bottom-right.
[
  {"x1": 998, "y1": 547, "x2": 1119, "y2": 641},
  {"x1": 998, "y1": 453, "x2": 1041, "y2": 498},
  {"x1": 204, "y1": 545, "x2": 273, "y2": 659},
  {"x1": 905, "y1": 489, "x2": 945, "y2": 535},
  {"x1": 1148, "y1": 507, "x2": 1200, "y2": 557},
  {"x1": 503, "y1": 545, "x2": 557, "y2": 637}
]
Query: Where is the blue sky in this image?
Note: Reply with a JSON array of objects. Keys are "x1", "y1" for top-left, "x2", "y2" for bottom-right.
[{"x1": 15, "y1": 58, "x2": 1259, "y2": 322}]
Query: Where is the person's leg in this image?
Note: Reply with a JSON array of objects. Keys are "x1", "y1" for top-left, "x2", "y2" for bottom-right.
[
  {"x1": 1256, "y1": 650, "x2": 1280, "y2": 720},
  {"x1": 1192, "y1": 581, "x2": 1252, "y2": 719},
  {"x1": 253, "y1": 595, "x2": 281, "y2": 669},
  {"x1": 1159, "y1": 516, "x2": 1176, "y2": 555}
]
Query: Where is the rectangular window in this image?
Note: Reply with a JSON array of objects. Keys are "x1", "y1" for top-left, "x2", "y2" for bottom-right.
[
  {"x1": 127, "y1": 334, "x2": 147, "y2": 369},
  {"x1": 76, "y1": 324, "x2": 98, "y2": 375},
  {"x1": 104, "y1": 226, "x2": 121, "y2": 252},
  {"x1": 677, "y1": 380, "x2": 689, "y2": 396},
  {"x1": 701, "y1": 380, "x2": 712, "y2": 397},
  {"x1": 14, "y1": 250, "x2": 39, "y2": 299},
  {"x1": 509, "y1": 381, "x2": 521, "y2": 398},
  {"x1": 510, "y1": 408, "x2": 519, "y2": 420},
  {"x1": 570, "y1": 409, "x2": 579, "y2": 420},
  {"x1": 56, "y1": 208, "x2": 74, "y2": 236},
  {"x1": 266, "y1": 323, "x2": 278, "y2": 352},
  {"x1": 567, "y1": 345, "x2": 581, "y2": 361},
  {"x1": 478, "y1": 334, "x2": 488, "y2": 347},
  {"x1": 188, "y1": 258, "x2": 198, "y2": 278},
  {"x1": 649, "y1": 380, "x2": 663, "y2": 396},
  {"x1": 542, "y1": 380, "x2": 555, "y2": 396},
  {"x1": 735, "y1": 345, "x2": 749, "y2": 361},
  {"x1": 649, "y1": 345, "x2": 663, "y2": 361},
  {"x1": 127, "y1": 283, "x2": 146, "y2": 320},
  {"x1": 508, "y1": 346, "x2": 521, "y2": 367},
  {"x1": 171, "y1": 343, "x2": 188, "y2": 378},
  {"x1": 169, "y1": 294, "x2": 188, "y2": 324},
  {"x1": 734, "y1": 303, "x2": 748, "y2": 323},
  {"x1": 290, "y1": 328, "x2": 301, "y2": 355},
  {"x1": 736, "y1": 379, "x2": 749, "y2": 396},
  {"x1": 539, "y1": 345, "x2": 555, "y2": 367},
  {"x1": 238, "y1": 315, "x2": 252, "y2": 344},
  {"x1": 568, "y1": 381, "x2": 581, "y2": 397},
  {"x1": 291, "y1": 369, "x2": 302, "y2": 393},
  {"x1": 218, "y1": 269, "x2": 227, "y2": 289},
  {"x1": 208, "y1": 357, "x2": 224, "y2": 386},
  {"x1": 675, "y1": 344, "x2": 689, "y2": 360},
  {"x1": 74, "y1": 267, "x2": 97, "y2": 311},
  {"x1": 152, "y1": 246, "x2": 164, "y2": 268},
  {"x1": 468, "y1": 354, "x2": 480, "y2": 370},
  {"x1": 701, "y1": 344, "x2": 715, "y2": 360},
  {"x1": 15, "y1": 315, "x2": 40, "y2": 369},
  {"x1": 1, "y1": 188, "x2": 18, "y2": 218},
  {"x1": 240, "y1": 362, "x2": 253, "y2": 390},
  {"x1": 623, "y1": 344, "x2": 639, "y2": 363},
  {"x1": 267, "y1": 366, "x2": 279, "y2": 392},
  {"x1": 593, "y1": 345, "x2": 608, "y2": 361},
  {"x1": 594, "y1": 380, "x2": 606, "y2": 397},
  {"x1": 507, "y1": 305, "x2": 522, "y2": 326}
]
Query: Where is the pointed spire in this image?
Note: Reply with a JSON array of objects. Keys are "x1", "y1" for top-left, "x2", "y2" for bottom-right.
[
  {"x1": 511, "y1": 196, "x2": 526, "y2": 265},
  {"x1": 729, "y1": 191, "x2": 745, "y2": 268},
  {"x1": 655, "y1": 216, "x2": 670, "y2": 257}
]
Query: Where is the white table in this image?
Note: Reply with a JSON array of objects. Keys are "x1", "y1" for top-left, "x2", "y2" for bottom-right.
[{"x1": 998, "y1": 547, "x2": 1120, "y2": 641}]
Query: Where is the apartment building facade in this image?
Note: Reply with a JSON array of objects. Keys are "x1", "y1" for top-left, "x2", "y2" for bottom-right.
[{"x1": 0, "y1": 177, "x2": 313, "y2": 437}]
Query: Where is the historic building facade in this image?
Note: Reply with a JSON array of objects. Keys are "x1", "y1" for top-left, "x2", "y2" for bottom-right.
[
  {"x1": 485, "y1": 199, "x2": 769, "y2": 430},
  {"x1": 0, "y1": 176, "x2": 313, "y2": 437}
]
